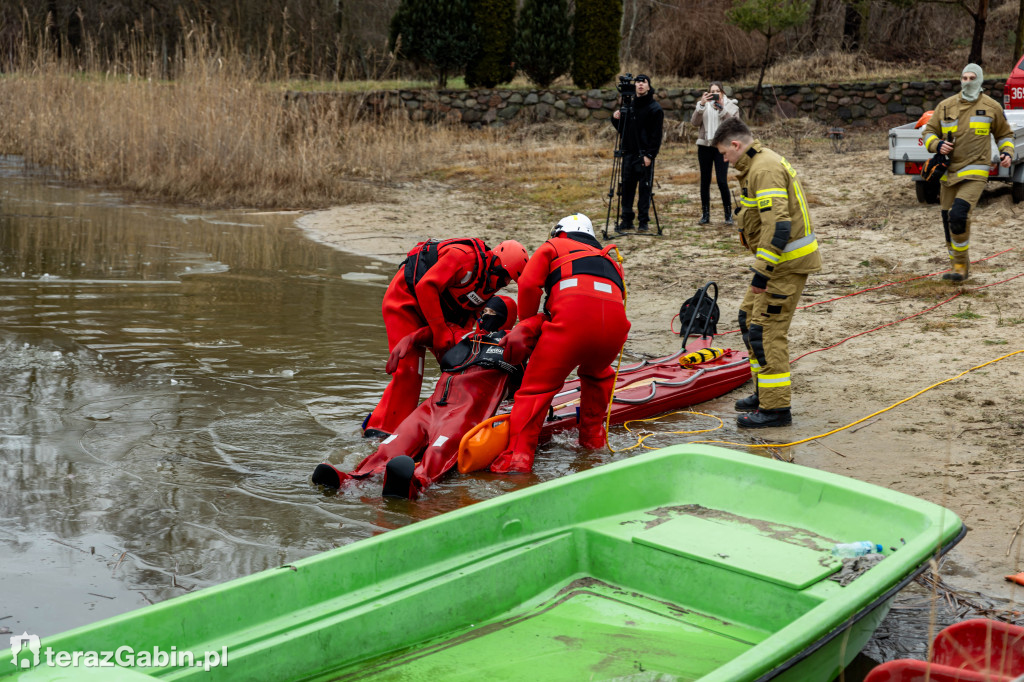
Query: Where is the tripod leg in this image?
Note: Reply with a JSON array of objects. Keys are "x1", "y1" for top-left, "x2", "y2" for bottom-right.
[
  {"x1": 645, "y1": 161, "x2": 662, "y2": 236},
  {"x1": 605, "y1": 120, "x2": 628, "y2": 240},
  {"x1": 604, "y1": 155, "x2": 620, "y2": 240}
]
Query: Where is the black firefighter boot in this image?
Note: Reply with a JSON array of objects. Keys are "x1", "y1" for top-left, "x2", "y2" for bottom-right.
[
  {"x1": 724, "y1": 202, "x2": 734, "y2": 226},
  {"x1": 734, "y1": 392, "x2": 758, "y2": 412},
  {"x1": 737, "y1": 407, "x2": 792, "y2": 428},
  {"x1": 698, "y1": 204, "x2": 710, "y2": 225}
]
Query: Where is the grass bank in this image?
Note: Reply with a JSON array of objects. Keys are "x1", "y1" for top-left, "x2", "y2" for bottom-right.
[
  {"x1": 0, "y1": 39, "x2": 513, "y2": 209},
  {"x1": 0, "y1": 53, "x2": 616, "y2": 209},
  {"x1": 0, "y1": 37, "x2": 939, "y2": 210}
]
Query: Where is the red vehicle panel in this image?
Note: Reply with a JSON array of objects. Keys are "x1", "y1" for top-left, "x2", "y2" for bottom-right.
[{"x1": 1005, "y1": 53, "x2": 1024, "y2": 110}]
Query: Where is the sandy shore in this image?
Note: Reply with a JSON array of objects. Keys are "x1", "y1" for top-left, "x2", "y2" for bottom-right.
[{"x1": 297, "y1": 133, "x2": 1024, "y2": 602}]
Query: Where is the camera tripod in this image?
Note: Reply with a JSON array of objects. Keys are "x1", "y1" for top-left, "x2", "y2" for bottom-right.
[{"x1": 603, "y1": 94, "x2": 662, "y2": 239}]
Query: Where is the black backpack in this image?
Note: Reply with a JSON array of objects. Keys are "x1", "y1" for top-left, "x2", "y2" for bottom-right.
[
  {"x1": 400, "y1": 238, "x2": 495, "y2": 325},
  {"x1": 678, "y1": 282, "x2": 720, "y2": 350}
]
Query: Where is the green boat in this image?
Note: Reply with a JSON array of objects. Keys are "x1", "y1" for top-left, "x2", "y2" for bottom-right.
[{"x1": 4, "y1": 444, "x2": 963, "y2": 681}]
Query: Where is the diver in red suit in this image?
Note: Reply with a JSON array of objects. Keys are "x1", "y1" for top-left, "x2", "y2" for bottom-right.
[
  {"x1": 313, "y1": 296, "x2": 544, "y2": 497},
  {"x1": 364, "y1": 238, "x2": 529, "y2": 438},
  {"x1": 490, "y1": 214, "x2": 630, "y2": 474}
]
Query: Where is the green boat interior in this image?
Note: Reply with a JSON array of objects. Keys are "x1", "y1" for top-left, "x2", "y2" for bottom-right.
[{"x1": 9, "y1": 446, "x2": 962, "y2": 682}]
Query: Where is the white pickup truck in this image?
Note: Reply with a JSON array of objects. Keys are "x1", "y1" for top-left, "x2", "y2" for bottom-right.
[{"x1": 888, "y1": 55, "x2": 1024, "y2": 204}]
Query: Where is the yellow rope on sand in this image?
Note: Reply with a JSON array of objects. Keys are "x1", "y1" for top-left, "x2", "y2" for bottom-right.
[
  {"x1": 604, "y1": 245, "x2": 627, "y2": 452},
  {"x1": 616, "y1": 348, "x2": 1024, "y2": 452},
  {"x1": 614, "y1": 410, "x2": 725, "y2": 453}
]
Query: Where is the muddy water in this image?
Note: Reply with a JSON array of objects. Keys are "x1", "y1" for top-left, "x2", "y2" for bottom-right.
[
  {"x1": 0, "y1": 159, "x2": 979, "y2": 676},
  {"x1": 0, "y1": 159, "x2": 647, "y2": 639}
]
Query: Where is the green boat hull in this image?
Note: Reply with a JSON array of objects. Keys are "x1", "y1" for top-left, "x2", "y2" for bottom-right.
[{"x1": 4, "y1": 444, "x2": 963, "y2": 681}]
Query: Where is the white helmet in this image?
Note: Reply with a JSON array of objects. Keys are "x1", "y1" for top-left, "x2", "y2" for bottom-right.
[{"x1": 551, "y1": 213, "x2": 595, "y2": 238}]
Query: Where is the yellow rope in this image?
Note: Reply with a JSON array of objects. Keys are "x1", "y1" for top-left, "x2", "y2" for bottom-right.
[
  {"x1": 615, "y1": 410, "x2": 725, "y2": 453},
  {"x1": 605, "y1": 342, "x2": 628, "y2": 453},
  {"x1": 604, "y1": 244, "x2": 627, "y2": 453},
  {"x1": 618, "y1": 349, "x2": 1024, "y2": 451}
]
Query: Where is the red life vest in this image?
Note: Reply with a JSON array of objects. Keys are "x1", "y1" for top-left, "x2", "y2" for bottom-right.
[
  {"x1": 402, "y1": 238, "x2": 502, "y2": 324},
  {"x1": 542, "y1": 236, "x2": 625, "y2": 307}
]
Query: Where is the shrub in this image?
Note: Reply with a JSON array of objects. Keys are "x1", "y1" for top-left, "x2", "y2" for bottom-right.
[
  {"x1": 515, "y1": 0, "x2": 572, "y2": 88},
  {"x1": 390, "y1": 0, "x2": 479, "y2": 87},
  {"x1": 465, "y1": 0, "x2": 517, "y2": 88},
  {"x1": 571, "y1": 0, "x2": 622, "y2": 89}
]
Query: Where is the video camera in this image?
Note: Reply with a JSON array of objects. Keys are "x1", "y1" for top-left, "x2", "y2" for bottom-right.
[{"x1": 617, "y1": 73, "x2": 636, "y2": 98}]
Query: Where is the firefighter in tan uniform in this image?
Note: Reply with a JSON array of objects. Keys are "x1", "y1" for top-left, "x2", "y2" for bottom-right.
[
  {"x1": 712, "y1": 118, "x2": 822, "y2": 428},
  {"x1": 923, "y1": 63, "x2": 1014, "y2": 282}
]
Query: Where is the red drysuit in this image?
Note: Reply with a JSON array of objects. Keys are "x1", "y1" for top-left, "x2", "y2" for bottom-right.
[
  {"x1": 490, "y1": 232, "x2": 630, "y2": 473},
  {"x1": 365, "y1": 239, "x2": 507, "y2": 435},
  {"x1": 314, "y1": 314, "x2": 543, "y2": 496}
]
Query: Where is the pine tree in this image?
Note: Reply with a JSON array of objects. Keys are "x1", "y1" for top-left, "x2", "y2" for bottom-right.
[
  {"x1": 465, "y1": 0, "x2": 517, "y2": 88},
  {"x1": 390, "y1": 0, "x2": 479, "y2": 88},
  {"x1": 727, "y1": 0, "x2": 809, "y2": 115},
  {"x1": 571, "y1": 0, "x2": 622, "y2": 89},
  {"x1": 515, "y1": 0, "x2": 572, "y2": 88}
]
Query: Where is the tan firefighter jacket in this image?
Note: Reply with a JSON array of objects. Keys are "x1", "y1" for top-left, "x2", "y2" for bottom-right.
[
  {"x1": 734, "y1": 140, "x2": 823, "y2": 285},
  {"x1": 923, "y1": 93, "x2": 1014, "y2": 186}
]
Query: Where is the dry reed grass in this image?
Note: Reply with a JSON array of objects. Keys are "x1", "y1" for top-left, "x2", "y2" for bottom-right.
[
  {"x1": 0, "y1": 34, "x2": 497, "y2": 209},
  {"x1": 0, "y1": 31, "x2": 623, "y2": 210},
  {"x1": 425, "y1": 121, "x2": 615, "y2": 211},
  {"x1": 1, "y1": 17, "x2": 1014, "y2": 211},
  {"x1": 742, "y1": 53, "x2": 942, "y2": 87}
]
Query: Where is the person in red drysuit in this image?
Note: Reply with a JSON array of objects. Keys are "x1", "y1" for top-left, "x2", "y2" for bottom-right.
[
  {"x1": 312, "y1": 296, "x2": 543, "y2": 497},
  {"x1": 363, "y1": 238, "x2": 529, "y2": 438},
  {"x1": 489, "y1": 213, "x2": 630, "y2": 474}
]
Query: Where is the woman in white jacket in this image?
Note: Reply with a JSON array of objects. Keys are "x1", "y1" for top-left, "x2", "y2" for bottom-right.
[{"x1": 691, "y1": 82, "x2": 740, "y2": 225}]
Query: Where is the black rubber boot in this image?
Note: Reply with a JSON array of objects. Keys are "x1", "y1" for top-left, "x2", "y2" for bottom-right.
[
  {"x1": 734, "y1": 393, "x2": 758, "y2": 412},
  {"x1": 363, "y1": 428, "x2": 391, "y2": 439},
  {"x1": 382, "y1": 455, "x2": 416, "y2": 498},
  {"x1": 724, "y1": 205, "x2": 734, "y2": 226},
  {"x1": 311, "y1": 463, "x2": 344, "y2": 489},
  {"x1": 737, "y1": 407, "x2": 792, "y2": 429},
  {"x1": 615, "y1": 220, "x2": 635, "y2": 233},
  {"x1": 698, "y1": 205, "x2": 710, "y2": 225}
]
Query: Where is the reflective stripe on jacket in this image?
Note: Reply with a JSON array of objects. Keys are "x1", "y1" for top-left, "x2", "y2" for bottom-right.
[
  {"x1": 923, "y1": 93, "x2": 1014, "y2": 186},
  {"x1": 733, "y1": 140, "x2": 822, "y2": 280},
  {"x1": 518, "y1": 234, "x2": 625, "y2": 319}
]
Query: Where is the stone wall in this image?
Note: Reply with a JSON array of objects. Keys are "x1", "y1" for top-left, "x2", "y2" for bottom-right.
[{"x1": 285, "y1": 79, "x2": 1007, "y2": 129}]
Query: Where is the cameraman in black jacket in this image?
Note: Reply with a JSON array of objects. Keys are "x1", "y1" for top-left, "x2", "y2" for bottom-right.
[{"x1": 611, "y1": 74, "x2": 664, "y2": 233}]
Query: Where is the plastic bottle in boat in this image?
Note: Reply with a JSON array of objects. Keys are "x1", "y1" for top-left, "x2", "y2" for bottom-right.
[{"x1": 831, "y1": 541, "x2": 884, "y2": 558}]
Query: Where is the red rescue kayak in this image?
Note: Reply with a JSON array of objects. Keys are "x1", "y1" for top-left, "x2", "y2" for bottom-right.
[{"x1": 536, "y1": 337, "x2": 751, "y2": 439}]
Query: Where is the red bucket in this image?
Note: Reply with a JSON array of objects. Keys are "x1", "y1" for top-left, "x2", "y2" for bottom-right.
[{"x1": 865, "y1": 619, "x2": 1024, "y2": 682}]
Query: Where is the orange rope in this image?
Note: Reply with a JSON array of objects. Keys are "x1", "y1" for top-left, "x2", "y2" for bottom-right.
[
  {"x1": 792, "y1": 270, "x2": 1024, "y2": 364},
  {"x1": 669, "y1": 248, "x2": 1015, "y2": 335}
]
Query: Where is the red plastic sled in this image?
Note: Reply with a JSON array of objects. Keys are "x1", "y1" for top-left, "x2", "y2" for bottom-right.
[
  {"x1": 865, "y1": 619, "x2": 1024, "y2": 682},
  {"x1": 536, "y1": 337, "x2": 751, "y2": 439}
]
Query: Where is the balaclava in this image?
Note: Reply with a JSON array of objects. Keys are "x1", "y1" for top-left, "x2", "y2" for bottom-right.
[
  {"x1": 961, "y1": 64, "x2": 983, "y2": 101},
  {"x1": 479, "y1": 295, "x2": 517, "y2": 332}
]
